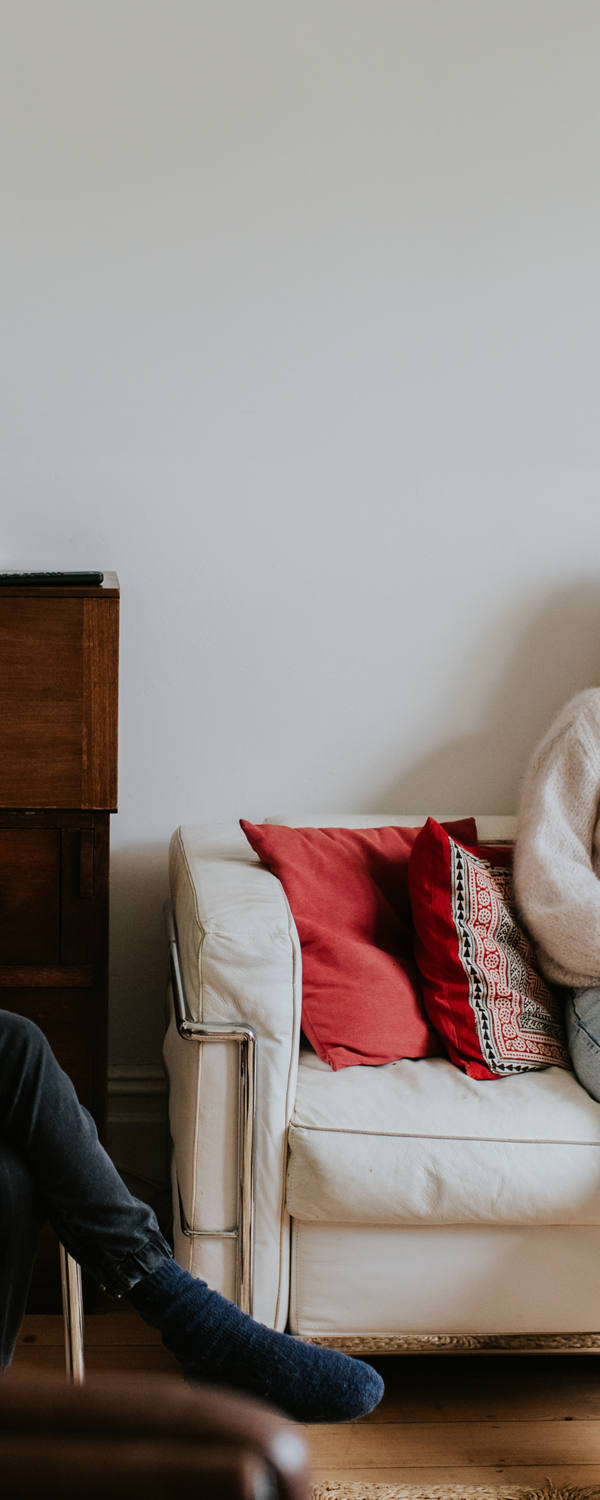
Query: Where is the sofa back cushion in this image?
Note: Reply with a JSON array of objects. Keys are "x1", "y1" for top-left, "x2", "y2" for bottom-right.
[
  {"x1": 240, "y1": 818, "x2": 476, "y2": 1070},
  {"x1": 408, "y1": 817, "x2": 570, "y2": 1079}
]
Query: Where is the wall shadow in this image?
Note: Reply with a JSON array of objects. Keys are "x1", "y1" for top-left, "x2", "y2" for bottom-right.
[
  {"x1": 377, "y1": 578, "x2": 600, "y2": 815},
  {"x1": 108, "y1": 838, "x2": 171, "y2": 1065}
]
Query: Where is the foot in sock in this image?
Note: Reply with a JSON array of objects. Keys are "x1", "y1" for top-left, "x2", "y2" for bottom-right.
[{"x1": 128, "y1": 1259, "x2": 384, "y2": 1422}]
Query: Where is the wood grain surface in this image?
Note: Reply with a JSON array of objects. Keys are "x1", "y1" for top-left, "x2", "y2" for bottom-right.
[{"x1": 10, "y1": 1333, "x2": 600, "y2": 1491}]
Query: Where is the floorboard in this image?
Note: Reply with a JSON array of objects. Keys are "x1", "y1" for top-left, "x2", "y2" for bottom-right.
[{"x1": 10, "y1": 1325, "x2": 600, "y2": 1488}]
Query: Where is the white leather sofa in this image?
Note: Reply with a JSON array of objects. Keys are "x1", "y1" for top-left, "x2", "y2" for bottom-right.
[{"x1": 163, "y1": 815, "x2": 600, "y2": 1355}]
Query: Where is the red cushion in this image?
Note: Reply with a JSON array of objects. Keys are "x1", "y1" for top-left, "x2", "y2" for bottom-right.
[
  {"x1": 239, "y1": 818, "x2": 477, "y2": 1070},
  {"x1": 408, "y1": 818, "x2": 570, "y2": 1080}
]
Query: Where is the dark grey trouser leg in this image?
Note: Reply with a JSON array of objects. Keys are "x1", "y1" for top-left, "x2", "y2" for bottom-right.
[{"x1": 0, "y1": 1011, "x2": 171, "y2": 1303}]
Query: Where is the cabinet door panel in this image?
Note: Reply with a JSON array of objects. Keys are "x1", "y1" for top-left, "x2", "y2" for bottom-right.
[{"x1": 0, "y1": 829, "x2": 60, "y2": 964}]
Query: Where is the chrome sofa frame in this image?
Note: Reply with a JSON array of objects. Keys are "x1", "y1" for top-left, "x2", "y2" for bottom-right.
[{"x1": 165, "y1": 902, "x2": 256, "y2": 1317}]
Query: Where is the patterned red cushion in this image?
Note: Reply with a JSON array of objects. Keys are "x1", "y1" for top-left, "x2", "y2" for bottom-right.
[
  {"x1": 408, "y1": 818, "x2": 569, "y2": 1079},
  {"x1": 240, "y1": 818, "x2": 477, "y2": 1070}
]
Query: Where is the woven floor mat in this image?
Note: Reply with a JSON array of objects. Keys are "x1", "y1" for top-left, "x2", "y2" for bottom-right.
[{"x1": 310, "y1": 1484, "x2": 599, "y2": 1500}]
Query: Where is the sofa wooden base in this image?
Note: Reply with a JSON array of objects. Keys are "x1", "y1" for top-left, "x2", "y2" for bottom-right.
[{"x1": 304, "y1": 1331, "x2": 600, "y2": 1355}]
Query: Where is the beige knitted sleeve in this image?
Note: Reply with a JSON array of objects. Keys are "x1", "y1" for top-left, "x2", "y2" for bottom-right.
[{"x1": 514, "y1": 708, "x2": 600, "y2": 990}]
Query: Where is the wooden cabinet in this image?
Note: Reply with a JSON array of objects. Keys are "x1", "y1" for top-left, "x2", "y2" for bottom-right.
[
  {"x1": 0, "y1": 588, "x2": 118, "y2": 809},
  {"x1": 0, "y1": 574, "x2": 119, "y2": 1306}
]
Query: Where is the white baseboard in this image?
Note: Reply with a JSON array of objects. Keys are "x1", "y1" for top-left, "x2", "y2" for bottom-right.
[{"x1": 107, "y1": 1064, "x2": 168, "y2": 1118}]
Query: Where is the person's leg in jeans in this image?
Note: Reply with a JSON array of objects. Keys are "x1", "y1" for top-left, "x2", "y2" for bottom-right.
[
  {"x1": 565, "y1": 987, "x2": 600, "y2": 1102},
  {"x1": 0, "y1": 1012, "x2": 383, "y2": 1420},
  {"x1": 0, "y1": 1011, "x2": 171, "y2": 1295}
]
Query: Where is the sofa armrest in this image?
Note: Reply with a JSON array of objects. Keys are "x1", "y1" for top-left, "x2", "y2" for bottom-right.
[{"x1": 163, "y1": 823, "x2": 302, "y2": 1330}]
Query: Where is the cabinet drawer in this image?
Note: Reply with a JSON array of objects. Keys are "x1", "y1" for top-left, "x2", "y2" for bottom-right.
[
  {"x1": 0, "y1": 816, "x2": 109, "y2": 983},
  {"x1": 0, "y1": 829, "x2": 60, "y2": 964},
  {"x1": 0, "y1": 595, "x2": 118, "y2": 809},
  {"x1": 60, "y1": 822, "x2": 109, "y2": 968}
]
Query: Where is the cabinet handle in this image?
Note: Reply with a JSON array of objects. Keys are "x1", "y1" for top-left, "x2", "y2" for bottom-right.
[{"x1": 79, "y1": 830, "x2": 95, "y2": 899}]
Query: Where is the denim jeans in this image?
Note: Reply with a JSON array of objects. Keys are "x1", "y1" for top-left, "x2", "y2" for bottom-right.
[
  {"x1": 0, "y1": 1010, "x2": 172, "y2": 1368},
  {"x1": 565, "y1": 987, "x2": 600, "y2": 1103}
]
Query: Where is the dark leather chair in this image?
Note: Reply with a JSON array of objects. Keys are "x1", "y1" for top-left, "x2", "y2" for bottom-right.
[{"x1": 0, "y1": 1369, "x2": 312, "y2": 1499}]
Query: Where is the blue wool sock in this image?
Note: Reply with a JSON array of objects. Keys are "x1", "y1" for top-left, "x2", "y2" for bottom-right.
[{"x1": 128, "y1": 1259, "x2": 383, "y2": 1423}]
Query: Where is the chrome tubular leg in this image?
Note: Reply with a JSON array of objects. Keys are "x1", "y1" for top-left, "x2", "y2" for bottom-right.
[
  {"x1": 59, "y1": 1243, "x2": 85, "y2": 1384},
  {"x1": 165, "y1": 901, "x2": 256, "y2": 1317},
  {"x1": 237, "y1": 1031, "x2": 255, "y2": 1314}
]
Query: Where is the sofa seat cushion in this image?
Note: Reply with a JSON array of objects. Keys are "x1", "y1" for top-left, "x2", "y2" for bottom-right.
[{"x1": 286, "y1": 1050, "x2": 600, "y2": 1227}]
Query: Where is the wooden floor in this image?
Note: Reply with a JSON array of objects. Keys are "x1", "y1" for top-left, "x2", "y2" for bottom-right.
[{"x1": 10, "y1": 1315, "x2": 600, "y2": 1490}]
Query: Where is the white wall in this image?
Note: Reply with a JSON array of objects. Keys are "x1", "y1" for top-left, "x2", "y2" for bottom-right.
[{"x1": 2, "y1": 2, "x2": 600, "y2": 1107}]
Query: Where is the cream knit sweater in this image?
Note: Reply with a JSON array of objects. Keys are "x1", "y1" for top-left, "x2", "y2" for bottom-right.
[{"x1": 514, "y1": 688, "x2": 600, "y2": 989}]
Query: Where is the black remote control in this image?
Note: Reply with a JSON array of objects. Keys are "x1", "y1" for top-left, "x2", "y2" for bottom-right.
[{"x1": 0, "y1": 571, "x2": 104, "y2": 586}]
